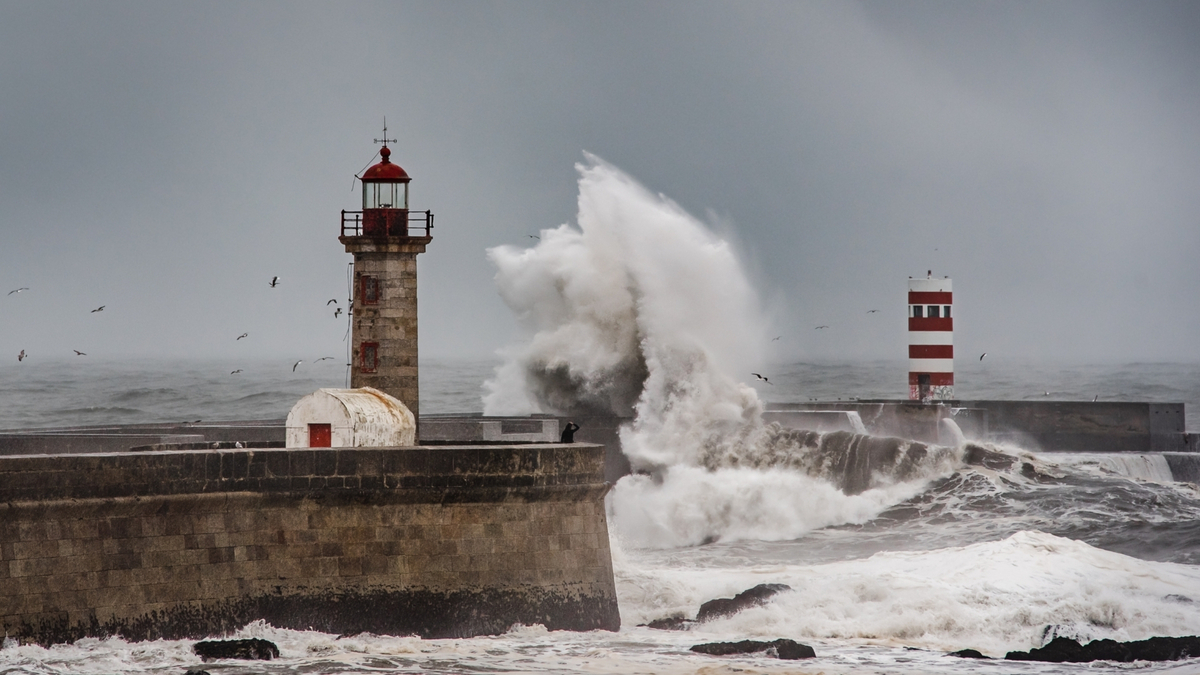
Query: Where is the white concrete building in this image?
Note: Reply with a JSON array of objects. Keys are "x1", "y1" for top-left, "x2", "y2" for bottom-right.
[{"x1": 286, "y1": 387, "x2": 415, "y2": 448}]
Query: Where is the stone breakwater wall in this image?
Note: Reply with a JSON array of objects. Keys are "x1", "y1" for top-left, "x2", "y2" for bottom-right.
[{"x1": 0, "y1": 444, "x2": 619, "y2": 645}]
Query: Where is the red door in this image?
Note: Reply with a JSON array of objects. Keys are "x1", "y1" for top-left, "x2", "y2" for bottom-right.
[{"x1": 308, "y1": 423, "x2": 332, "y2": 448}]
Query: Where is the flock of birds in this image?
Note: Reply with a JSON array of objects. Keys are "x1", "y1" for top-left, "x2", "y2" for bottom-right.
[{"x1": 8, "y1": 278, "x2": 349, "y2": 375}]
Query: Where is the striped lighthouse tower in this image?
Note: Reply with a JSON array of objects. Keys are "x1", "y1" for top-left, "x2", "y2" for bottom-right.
[{"x1": 908, "y1": 272, "x2": 953, "y2": 402}]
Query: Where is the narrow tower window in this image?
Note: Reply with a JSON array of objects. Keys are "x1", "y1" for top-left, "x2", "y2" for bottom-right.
[
  {"x1": 943, "y1": 305, "x2": 951, "y2": 318},
  {"x1": 361, "y1": 276, "x2": 380, "y2": 305},
  {"x1": 927, "y1": 305, "x2": 940, "y2": 318},
  {"x1": 360, "y1": 342, "x2": 379, "y2": 373},
  {"x1": 912, "y1": 305, "x2": 923, "y2": 318}
]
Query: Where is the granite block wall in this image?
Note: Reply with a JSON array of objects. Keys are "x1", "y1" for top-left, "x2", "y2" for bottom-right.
[{"x1": 0, "y1": 444, "x2": 619, "y2": 645}]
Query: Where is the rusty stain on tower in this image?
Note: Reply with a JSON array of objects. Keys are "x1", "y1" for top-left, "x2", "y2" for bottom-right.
[{"x1": 340, "y1": 131, "x2": 433, "y2": 440}]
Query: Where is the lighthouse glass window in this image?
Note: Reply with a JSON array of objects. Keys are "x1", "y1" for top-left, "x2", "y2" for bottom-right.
[{"x1": 364, "y1": 182, "x2": 407, "y2": 209}]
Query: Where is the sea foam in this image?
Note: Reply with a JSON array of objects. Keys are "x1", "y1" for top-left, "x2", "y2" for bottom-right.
[{"x1": 484, "y1": 155, "x2": 962, "y2": 547}]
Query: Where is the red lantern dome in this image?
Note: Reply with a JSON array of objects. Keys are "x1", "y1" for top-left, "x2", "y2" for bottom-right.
[{"x1": 361, "y1": 146, "x2": 410, "y2": 182}]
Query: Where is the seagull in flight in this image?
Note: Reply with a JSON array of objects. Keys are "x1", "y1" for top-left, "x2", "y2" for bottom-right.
[
  {"x1": 751, "y1": 372, "x2": 773, "y2": 385},
  {"x1": 292, "y1": 360, "x2": 303, "y2": 372},
  {"x1": 91, "y1": 305, "x2": 105, "y2": 313},
  {"x1": 315, "y1": 356, "x2": 335, "y2": 362},
  {"x1": 17, "y1": 350, "x2": 26, "y2": 362},
  {"x1": 1092, "y1": 395, "x2": 1099, "y2": 402},
  {"x1": 866, "y1": 309, "x2": 879, "y2": 314},
  {"x1": 771, "y1": 336, "x2": 781, "y2": 341},
  {"x1": 327, "y1": 299, "x2": 338, "y2": 305},
  {"x1": 7, "y1": 287, "x2": 28, "y2": 295},
  {"x1": 528, "y1": 234, "x2": 540, "y2": 240},
  {"x1": 269, "y1": 276, "x2": 281, "y2": 288},
  {"x1": 979, "y1": 353, "x2": 987, "y2": 361},
  {"x1": 73, "y1": 350, "x2": 87, "y2": 356},
  {"x1": 230, "y1": 369, "x2": 242, "y2": 375},
  {"x1": 237, "y1": 333, "x2": 248, "y2": 340},
  {"x1": 815, "y1": 325, "x2": 829, "y2": 330},
  {"x1": 333, "y1": 307, "x2": 343, "y2": 318}
]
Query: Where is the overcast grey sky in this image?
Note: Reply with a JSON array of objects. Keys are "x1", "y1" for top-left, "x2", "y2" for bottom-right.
[{"x1": 2, "y1": 1, "x2": 1197, "y2": 365}]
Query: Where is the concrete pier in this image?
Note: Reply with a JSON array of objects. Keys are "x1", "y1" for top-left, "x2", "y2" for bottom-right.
[{"x1": 0, "y1": 443, "x2": 619, "y2": 645}]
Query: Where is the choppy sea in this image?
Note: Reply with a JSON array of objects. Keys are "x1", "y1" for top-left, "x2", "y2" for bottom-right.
[{"x1": 2, "y1": 357, "x2": 1200, "y2": 674}]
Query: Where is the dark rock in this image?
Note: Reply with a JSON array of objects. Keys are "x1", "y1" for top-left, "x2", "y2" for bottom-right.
[
  {"x1": 691, "y1": 639, "x2": 815, "y2": 660},
  {"x1": 184, "y1": 670, "x2": 211, "y2": 675},
  {"x1": 947, "y1": 649, "x2": 989, "y2": 659},
  {"x1": 961, "y1": 444, "x2": 1015, "y2": 471},
  {"x1": 1006, "y1": 636, "x2": 1200, "y2": 663},
  {"x1": 695, "y1": 583, "x2": 791, "y2": 622},
  {"x1": 641, "y1": 615, "x2": 692, "y2": 631},
  {"x1": 193, "y1": 638, "x2": 280, "y2": 661}
]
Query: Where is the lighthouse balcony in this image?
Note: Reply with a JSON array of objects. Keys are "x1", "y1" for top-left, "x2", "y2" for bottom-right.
[{"x1": 342, "y1": 209, "x2": 434, "y2": 238}]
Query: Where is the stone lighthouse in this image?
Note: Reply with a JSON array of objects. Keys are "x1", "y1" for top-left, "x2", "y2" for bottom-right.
[{"x1": 340, "y1": 135, "x2": 433, "y2": 436}]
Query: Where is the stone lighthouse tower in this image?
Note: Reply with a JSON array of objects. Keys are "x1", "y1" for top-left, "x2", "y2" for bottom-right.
[{"x1": 340, "y1": 133, "x2": 433, "y2": 435}]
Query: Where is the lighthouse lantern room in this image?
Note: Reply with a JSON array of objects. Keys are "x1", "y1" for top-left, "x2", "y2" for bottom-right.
[{"x1": 339, "y1": 127, "x2": 434, "y2": 439}]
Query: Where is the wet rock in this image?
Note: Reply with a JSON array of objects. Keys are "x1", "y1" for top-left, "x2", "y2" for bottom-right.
[
  {"x1": 695, "y1": 583, "x2": 791, "y2": 622},
  {"x1": 193, "y1": 638, "x2": 280, "y2": 661},
  {"x1": 691, "y1": 638, "x2": 814, "y2": 660},
  {"x1": 640, "y1": 614, "x2": 693, "y2": 631},
  {"x1": 961, "y1": 444, "x2": 1015, "y2": 470},
  {"x1": 947, "y1": 649, "x2": 989, "y2": 659},
  {"x1": 184, "y1": 670, "x2": 211, "y2": 675},
  {"x1": 1005, "y1": 636, "x2": 1200, "y2": 663}
]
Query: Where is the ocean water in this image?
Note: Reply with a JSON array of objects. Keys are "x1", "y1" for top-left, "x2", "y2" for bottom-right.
[
  {"x1": 5, "y1": 157, "x2": 1200, "y2": 673},
  {"x1": 2, "y1": 358, "x2": 1200, "y2": 674}
]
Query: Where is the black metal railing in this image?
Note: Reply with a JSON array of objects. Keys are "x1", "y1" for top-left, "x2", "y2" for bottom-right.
[{"x1": 341, "y1": 209, "x2": 434, "y2": 238}]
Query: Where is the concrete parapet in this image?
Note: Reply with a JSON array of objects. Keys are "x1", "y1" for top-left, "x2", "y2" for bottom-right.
[
  {"x1": 0, "y1": 444, "x2": 619, "y2": 645},
  {"x1": 421, "y1": 415, "x2": 632, "y2": 483},
  {"x1": 767, "y1": 400, "x2": 1189, "y2": 453},
  {"x1": 0, "y1": 421, "x2": 285, "y2": 456}
]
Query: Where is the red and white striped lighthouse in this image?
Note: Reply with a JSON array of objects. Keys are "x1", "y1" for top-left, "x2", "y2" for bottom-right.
[{"x1": 908, "y1": 273, "x2": 953, "y2": 402}]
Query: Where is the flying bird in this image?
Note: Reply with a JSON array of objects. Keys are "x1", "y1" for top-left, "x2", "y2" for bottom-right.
[
  {"x1": 751, "y1": 372, "x2": 773, "y2": 385},
  {"x1": 815, "y1": 325, "x2": 829, "y2": 330},
  {"x1": 17, "y1": 350, "x2": 25, "y2": 362},
  {"x1": 979, "y1": 353, "x2": 987, "y2": 361},
  {"x1": 73, "y1": 350, "x2": 86, "y2": 356},
  {"x1": 528, "y1": 234, "x2": 540, "y2": 240},
  {"x1": 772, "y1": 336, "x2": 781, "y2": 341},
  {"x1": 292, "y1": 360, "x2": 303, "y2": 372},
  {"x1": 867, "y1": 309, "x2": 879, "y2": 314},
  {"x1": 230, "y1": 369, "x2": 242, "y2": 375},
  {"x1": 91, "y1": 305, "x2": 105, "y2": 313},
  {"x1": 315, "y1": 356, "x2": 335, "y2": 362},
  {"x1": 8, "y1": 288, "x2": 28, "y2": 295},
  {"x1": 1092, "y1": 395, "x2": 1099, "y2": 402},
  {"x1": 236, "y1": 333, "x2": 248, "y2": 340},
  {"x1": 327, "y1": 299, "x2": 338, "y2": 305},
  {"x1": 333, "y1": 307, "x2": 343, "y2": 318},
  {"x1": 269, "y1": 276, "x2": 280, "y2": 288}
]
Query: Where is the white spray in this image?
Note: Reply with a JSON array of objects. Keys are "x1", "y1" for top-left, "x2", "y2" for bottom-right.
[{"x1": 485, "y1": 155, "x2": 955, "y2": 548}]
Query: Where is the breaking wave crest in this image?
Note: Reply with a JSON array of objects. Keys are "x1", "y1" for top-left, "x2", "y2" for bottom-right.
[{"x1": 483, "y1": 156, "x2": 973, "y2": 547}]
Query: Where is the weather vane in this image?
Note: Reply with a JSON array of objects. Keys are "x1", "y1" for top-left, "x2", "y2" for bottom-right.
[{"x1": 374, "y1": 116, "x2": 397, "y2": 146}]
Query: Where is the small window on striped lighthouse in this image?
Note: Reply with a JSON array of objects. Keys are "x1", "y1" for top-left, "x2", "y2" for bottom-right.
[
  {"x1": 912, "y1": 305, "x2": 923, "y2": 318},
  {"x1": 927, "y1": 305, "x2": 940, "y2": 318},
  {"x1": 943, "y1": 305, "x2": 951, "y2": 318}
]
